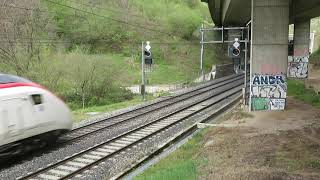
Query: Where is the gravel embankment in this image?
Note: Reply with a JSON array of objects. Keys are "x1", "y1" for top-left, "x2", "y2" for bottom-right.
[{"x1": 75, "y1": 93, "x2": 241, "y2": 179}]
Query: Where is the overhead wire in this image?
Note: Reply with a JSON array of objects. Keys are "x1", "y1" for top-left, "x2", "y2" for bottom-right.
[
  {"x1": 0, "y1": 4, "x2": 166, "y2": 32},
  {"x1": 0, "y1": 1, "x2": 198, "y2": 46},
  {"x1": 64, "y1": 0, "x2": 144, "y2": 18},
  {"x1": 0, "y1": 39, "x2": 196, "y2": 46},
  {"x1": 0, "y1": 4, "x2": 50, "y2": 13},
  {"x1": 0, "y1": 5, "x2": 91, "y2": 27},
  {"x1": 0, "y1": 40, "x2": 71, "y2": 44},
  {"x1": 43, "y1": 0, "x2": 174, "y2": 36},
  {"x1": 63, "y1": 0, "x2": 164, "y2": 28}
]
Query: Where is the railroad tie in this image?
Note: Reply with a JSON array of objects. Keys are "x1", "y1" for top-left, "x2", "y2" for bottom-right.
[
  {"x1": 57, "y1": 165, "x2": 78, "y2": 171},
  {"x1": 38, "y1": 174, "x2": 60, "y2": 180},
  {"x1": 48, "y1": 169, "x2": 70, "y2": 176},
  {"x1": 66, "y1": 161, "x2": 87, "y2": 167},
  {"x1": 91, "y1": 151, "x2": 109, "y2": 156},
  {"x1": 74, "y1": 158, "x2": 95, "y2": 164},
  {"x1": 83, "y1": 154, "x2": 101, "y2": 160}
]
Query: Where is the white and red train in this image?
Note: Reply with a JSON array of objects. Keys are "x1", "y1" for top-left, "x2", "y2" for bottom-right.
[{"x1": 0, "y1": 74, "x2": 72, "y2": 158}]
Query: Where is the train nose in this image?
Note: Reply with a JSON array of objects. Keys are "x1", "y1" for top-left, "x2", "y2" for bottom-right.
[{"x1": 60, "y1": 104, "x2": 73, "y2": 130}]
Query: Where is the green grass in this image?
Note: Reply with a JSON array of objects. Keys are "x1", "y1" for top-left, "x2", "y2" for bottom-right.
[
  {"x1": 134, "y1": 129, "x2": 209, "y2": 180},
  {"x1": 274, "y1": 151, "x2": 307, "y2": 171},
  {"x1": 72, "y1": 95, "x2": 154, "y2": 122},
  {"x1": 288, "y1": 79, "x2": 320, "y2": 107},
  {"x1": 45, "y1": 50, "x2": 207, "y2": 86},
  {"x1": 0, "y1": 0, "x2": 220, "y2": 109},
  {"x1": 308, "y1": 159, "x2": 320, "y2": 169},
  {"x1": 273, "y1": 144, "x2": 320, "y2": 172}
]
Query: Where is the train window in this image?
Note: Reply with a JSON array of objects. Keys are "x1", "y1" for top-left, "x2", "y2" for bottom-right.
[
  {"x1": 31, "y1": 94, "x2": 43, "y2": 105},
  {"x1": 0, "y1": 74, "x2": 32, "y2": 84}
]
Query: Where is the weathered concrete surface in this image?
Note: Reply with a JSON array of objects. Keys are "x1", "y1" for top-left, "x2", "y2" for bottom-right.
[
  {"x1": 126, "y1": 84, "x2": 186, "y2": 94},
  {"x1": 251, "y1": 0, "x2": 289, "y2": 74},
  {"x1": 287, "y1": 20, "x2": 310, "y2": 79},
  {"x1": 249, "y1": 0, "x2": 290, "y2": 111},
  {"x1": 294, "y1": 20, "x2": 310, "y2": 57},
  {"x1": 201, "y1": 0, "x2": 320, "y2": 111},
  {"x1": 203, "y1": 0, "x2": 320, "y2": 26}
]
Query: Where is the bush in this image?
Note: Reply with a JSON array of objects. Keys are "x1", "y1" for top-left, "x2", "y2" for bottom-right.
[
  {"x1": 0, "y1": 0, "x2": 213, "y2": 111},
  {"x1": 288, "y1": 80, "x2": 320, "y2": 107},
  {"x1": 167, "y1": 5, "x2": 201, "y2": 40},
  {"x1": 23, "y1": 51, "x2": 134, "y2": 110},
  {"x1": 310, "y1": 49, "x2": 320, "y2": 66}
]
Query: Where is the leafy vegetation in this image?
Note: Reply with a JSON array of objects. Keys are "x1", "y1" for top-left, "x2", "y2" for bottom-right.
[
  {"x1": 311, "y1": 17, "x2": 320, "y2": 65},
  {"x1": 72, "y1": 95, "x2": 154, "y2": 122},
  {"x1": 3, "y1": 1, "x2": 318, "y2": 114},
  {"x1": 287, "y1": 79, "x2": 320, "y2": 107},
  {"x1": 135, "y1": 129, "x2": 208, "y2": 180},
  {"x1": 0, "y1": 0, "x2": 217, "y2": 111},
  {"x1": 310, "y1": 48, "x2": 320, "y2": 66}
]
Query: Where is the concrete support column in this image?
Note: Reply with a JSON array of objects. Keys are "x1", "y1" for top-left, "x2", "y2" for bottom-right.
[
  {"x1": 294, "y1": 20, "x2": 310, "y2": 56},
  {"x1": 250, "y1": 0, "x2": 289, "y2": 111},
  {"x1": 287, "y1": 20, "x2": 310, "y2": 78}
]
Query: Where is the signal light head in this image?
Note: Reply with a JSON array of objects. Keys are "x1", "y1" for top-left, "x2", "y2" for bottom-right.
[
  {"x1": 144, "y1": 50, "x2": 151, "y2": 57},
  {"x1": 232, "y1": 48, "x2": 240, "y2": 57}
]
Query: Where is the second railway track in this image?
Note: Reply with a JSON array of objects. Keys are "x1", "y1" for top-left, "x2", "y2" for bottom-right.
[{"x1": 57, "y1": 74, "x2": 244, "y2": 144}]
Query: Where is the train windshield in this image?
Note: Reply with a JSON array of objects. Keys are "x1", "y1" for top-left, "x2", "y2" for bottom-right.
[{"x1": 0, "y1": 74, "x2": 32, "y2": 84}]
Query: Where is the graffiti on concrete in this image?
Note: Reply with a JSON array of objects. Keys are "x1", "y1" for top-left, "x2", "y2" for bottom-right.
[
  {"x1": 288, "y1": 56, "x2": 309, "y2": 78},
  {"x1": 251, "y1": 74, "x2": 287, "y2": 111},
  {"x1": 251, "y1": 98, "x2": 286, "y2": 111},
  {"x1": 270, "y1": 98, "x2": 286, "y2": 110},
  {"x1": 251, "y1": 98, "x2": 269, "y2": 111},
  {"x1": 251, "y1": 85, "x2": 286, "y2": 99}
]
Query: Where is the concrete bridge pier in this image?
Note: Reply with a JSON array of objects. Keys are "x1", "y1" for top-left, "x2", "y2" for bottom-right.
[
  {"x1": 250, "y1": 0, "x2": 289, "y2": 111},
  {"x1": 287, "y1": 20, "x2": 311, "y2": 78},
  {"x1": 203, "y1": 0, "x2": 320, "y2": 111},
  {"x1": 294, "y1": 20, "x2": 311, "y2": 57}
]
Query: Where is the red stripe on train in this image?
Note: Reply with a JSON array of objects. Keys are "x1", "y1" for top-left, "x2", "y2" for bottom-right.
[
  {"x1": 0, "y1": 82, "x2": 67, "y2": 102},
  {"x1": 0, "y1": 82, "x2": 44, "y2": 89},
  {"x1": 0, "y1": 82, "x2": 68, "y2": 103}
]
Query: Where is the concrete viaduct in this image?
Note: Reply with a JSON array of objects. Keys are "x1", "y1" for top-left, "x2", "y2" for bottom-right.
[{"x1": 202, "y1": 0, "x2": 320, "y2": 111}]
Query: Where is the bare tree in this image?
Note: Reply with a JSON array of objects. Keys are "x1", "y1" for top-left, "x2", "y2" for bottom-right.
[{"x1": 0, "y1": 0, "x2": 52, "y2": 75}]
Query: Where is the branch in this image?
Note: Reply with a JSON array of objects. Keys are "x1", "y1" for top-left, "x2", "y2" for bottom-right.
[{"x1": 0, "y1": 47, "x2": 15, "y2": 60}]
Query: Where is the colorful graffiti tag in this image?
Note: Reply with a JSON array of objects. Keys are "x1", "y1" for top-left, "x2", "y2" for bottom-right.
[
  {"x1": 251, "y1": 98, "x2": 286, "y2": 111},
  {"x1": 251, "y1": 74, "x2": 287, "y2": 111},
  {"x1": 288, "y1": 56, "x2": 309, "y2": 78}
]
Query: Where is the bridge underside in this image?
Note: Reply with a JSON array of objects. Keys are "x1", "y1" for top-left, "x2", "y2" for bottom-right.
[
  {"x1": 202, "y1": 0, "x2": 320, "y2": 111},
  {"x1": 204, "y1": 0, "x2": 320, "y2": 26}
]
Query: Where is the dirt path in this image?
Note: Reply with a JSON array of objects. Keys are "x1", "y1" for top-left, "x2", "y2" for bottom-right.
[{"x1": 197, "y1": 97, "x2": 320, "y2": 180}]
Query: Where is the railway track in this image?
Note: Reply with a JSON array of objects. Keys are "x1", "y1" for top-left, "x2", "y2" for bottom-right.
[
  {"x1": 58, "y1": 74, "x2": 244, "y2": 143},
  {"x1": 18, "y1": 75, "x2": 244, "y2": 180}
]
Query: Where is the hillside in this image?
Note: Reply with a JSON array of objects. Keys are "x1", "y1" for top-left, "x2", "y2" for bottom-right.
[{"x1": 0, "y1": 0, "x2": 219, "y2": 108}]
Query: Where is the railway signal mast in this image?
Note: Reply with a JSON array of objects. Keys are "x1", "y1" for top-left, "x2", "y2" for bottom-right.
[
  {"x1": 229, "y1": 38, "x2": 241, "y2": 73},
  {"x1": 199, "y1": 24, "x2": 250, "y2": 108},
  {"x1": 144, "y1": 41, "x2": 153, "y2": 68},
  {"x1": 141, "y1": 41, "x2": 153, "y2": 101}
]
